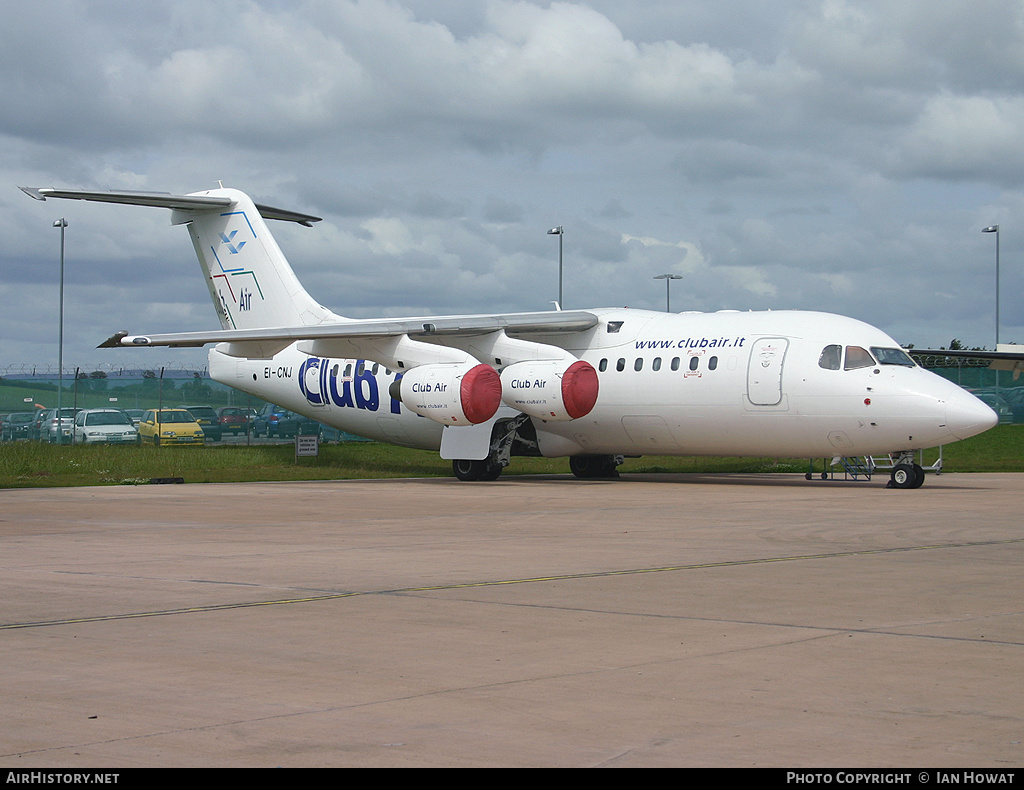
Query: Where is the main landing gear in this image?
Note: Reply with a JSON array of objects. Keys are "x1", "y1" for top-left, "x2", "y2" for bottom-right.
[
  {"x1": 450, "y1": 415, "x2": 530, "y2": 481},
  {"x1": 450, "y1": 416, "x2": 625, "y2": 482}
]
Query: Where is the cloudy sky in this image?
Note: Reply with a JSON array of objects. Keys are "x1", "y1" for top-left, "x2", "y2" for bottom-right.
[{"x1": 3, "y1": 0, "x2": 1023, "y2": 373}]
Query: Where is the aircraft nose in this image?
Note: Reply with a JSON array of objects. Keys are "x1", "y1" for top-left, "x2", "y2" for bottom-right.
[{"x1": 946, "y1": 389, "x2": 999, "y2": 440}]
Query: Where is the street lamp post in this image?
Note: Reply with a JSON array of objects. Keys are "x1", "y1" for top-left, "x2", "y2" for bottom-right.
[
  {"x1": 54, "y1": 218, "x2": 67, "y2": 444},
  {"x1": 654, "y1": 273, "x2": 682, "y2": 312},
  {"x1": 982, "y1": 225, "x2": 1000, "y2": 347},
  {"x1": 547, "y1": 226, "x2": 564, "y2": 308}
]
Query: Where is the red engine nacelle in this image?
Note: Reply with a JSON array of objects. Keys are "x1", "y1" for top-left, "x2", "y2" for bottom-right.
[
  {"x1": 500, "y1": 359, "x2": 599, "y2": 421},
  {"x1": 392, "y1": 362, "x2": 502, "y2": 426}
]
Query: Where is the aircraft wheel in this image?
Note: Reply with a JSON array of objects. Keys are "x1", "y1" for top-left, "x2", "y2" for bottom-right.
[
  {"x1": 889, "y1": 463, "x2": 918, "y2": 489},
  {"x1": 570, "y1": 454, "x2": 620, "y2": 479},
  {"x1": 910, "y1": 463, "x2": 926, "y2": 489},
  {"x1": 452, "y1": 458, "x2": 487, "y2": 481},
  {"x1": 570, "y1": 455, "x2": 596, "y2": 478},
  {"x1": 480, "y1": 462, "x2": 503, "y2": 481},
  {"x1": 599, "y1": 457, "x2": 621, "y2": 478}
]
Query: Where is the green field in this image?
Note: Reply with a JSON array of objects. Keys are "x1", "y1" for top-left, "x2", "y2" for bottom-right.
[{"x1": 0, "y1": 426, "x2": 1019, "y2": 488}]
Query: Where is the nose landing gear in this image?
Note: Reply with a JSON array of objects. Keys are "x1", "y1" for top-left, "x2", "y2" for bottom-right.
[{"x1": 887, "y1": 452, "x2": 926, "y2": 489}]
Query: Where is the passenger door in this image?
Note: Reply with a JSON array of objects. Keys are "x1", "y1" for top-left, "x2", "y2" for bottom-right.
[{"x1": 746, "y1": 338, "x2": 789, "y2": 406}]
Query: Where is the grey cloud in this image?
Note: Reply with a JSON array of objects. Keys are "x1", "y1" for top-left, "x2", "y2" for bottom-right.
[{"x1": 4, "y1": 0, "x2": 1024, "y2": 366}]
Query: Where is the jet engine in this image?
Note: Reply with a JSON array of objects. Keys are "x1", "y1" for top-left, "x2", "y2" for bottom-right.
[
  {"x1": 500, "y1": 359, "x2": 599, "y2": 421},
  {"x1": 390, "y1": 362, "x2": 502, "y2": 426}
]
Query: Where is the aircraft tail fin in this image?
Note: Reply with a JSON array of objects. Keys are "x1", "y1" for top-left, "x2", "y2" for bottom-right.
[
  {"x1": 172, "y1": 188, "x2": 340, "y2": 330},
  {"x1": 20, "y1": 186, "x2": 340, "y2": 331}
]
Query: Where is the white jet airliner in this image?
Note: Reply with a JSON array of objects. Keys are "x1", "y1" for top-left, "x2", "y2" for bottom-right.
[{"x1": 21, "y1": 186, "x2": 999, "y2": 488}]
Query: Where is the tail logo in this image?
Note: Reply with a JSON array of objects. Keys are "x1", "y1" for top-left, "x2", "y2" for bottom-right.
[
  {"x1": 219, "y1": 230, "x2": 247, "y2": 254},
  {"x1": 210, "y1": 211, "x2": 258, "y2": 272}
]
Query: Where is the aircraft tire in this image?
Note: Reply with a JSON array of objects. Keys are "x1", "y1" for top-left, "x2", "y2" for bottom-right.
[
  {"x1": 910, "y1": 463, "x2": 926, "y2": 489},
  {"x1": 569, "y1": 455, "x2": 594, "y2": 478},
  {"x1": 570, "y1": 454, "x2": 620, "y2": 479},
  {"x1": 889, "y1": 463, "x2": 919, "y2": 489},
  {"x1": 452, "y1": 458, "x2": 497, "y2": 481}
]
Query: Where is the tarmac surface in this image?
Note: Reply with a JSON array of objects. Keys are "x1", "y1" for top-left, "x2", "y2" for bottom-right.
[{"x1": 1, "y1": 472, "x2": 1023, "y2": 767}]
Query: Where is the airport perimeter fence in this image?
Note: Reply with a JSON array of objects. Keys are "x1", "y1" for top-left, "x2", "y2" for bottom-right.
[{"x1": 0, "y1": 364, "x2": 268, "y2": 415}]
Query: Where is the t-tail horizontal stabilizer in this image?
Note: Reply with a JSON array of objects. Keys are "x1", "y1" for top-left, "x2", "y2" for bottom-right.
[{"x1": 18, "y1": 187, "x2": 322, "y2": 226}]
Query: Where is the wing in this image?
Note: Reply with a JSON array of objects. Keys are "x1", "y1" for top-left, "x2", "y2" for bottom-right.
[
  {"x1": 100, "y1": 310, "x2": 600, "y2": 349},
  {"x1": 99, "y1": 310, "x2": 603, "y2": 372}
]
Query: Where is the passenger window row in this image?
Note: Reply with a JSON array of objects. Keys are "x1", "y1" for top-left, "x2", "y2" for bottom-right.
[{"x1": 597, "y1": 356, "x2": 719, "y2": 373}]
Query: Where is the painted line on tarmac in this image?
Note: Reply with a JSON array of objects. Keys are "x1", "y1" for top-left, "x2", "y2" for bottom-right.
[{"x1": 3, "y1": 537, "x2": 1023, "y2": 630}]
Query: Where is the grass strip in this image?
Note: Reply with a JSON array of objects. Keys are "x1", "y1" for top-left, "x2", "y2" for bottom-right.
[{"x1": 0, "y1": 425, "x2": 1018, "y2": 489}]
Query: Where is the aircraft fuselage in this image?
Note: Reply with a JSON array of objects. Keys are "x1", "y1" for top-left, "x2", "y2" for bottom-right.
[{"x1": 210, "y1": 307, "x2": 993, "y2": 460}]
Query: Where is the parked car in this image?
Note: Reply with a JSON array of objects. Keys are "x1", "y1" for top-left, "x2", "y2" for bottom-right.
[
  {"x1": 138, "y1": 409, "x2": 206, "y2": 446},
  {"x1": 275, "y1": 410, "x2": 321, "y2": 438},
  {"x1": 253, "y1": 403, "x2": 290, "y2": 437},
  {"x1": 74, "y1": 409, "x2": 139, "y2": 445},
  {"x1": 29, "y1": 409, "x2": 49, "y2": 441},
  {"x1": 216, "y1": 406, "x2": 251, "y2": 435},
  {"x1": 177, "y1": 405, "x2": 222, "y2": 441},
  {"x1": 40, "y1": 408, "x2": 82, "y2": 443},
  {"x1": 2, "y1": 411, "x2": 36, "y2": 441}
]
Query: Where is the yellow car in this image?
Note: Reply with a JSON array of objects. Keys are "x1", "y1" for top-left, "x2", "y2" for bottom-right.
[{"x1": 138, "y1": 409, "x2": 206, "y2": 446}]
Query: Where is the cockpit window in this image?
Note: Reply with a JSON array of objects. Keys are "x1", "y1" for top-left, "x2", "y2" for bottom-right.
[
  {"x1": 844, "y1": 346, "x2": 875, "y2": 370},
  {"x1": 818, "y1": 345, "x2": 841, "y2": 370},
  {"x1": 871, "y1": 347, "x2": 916, "y2": 367}
]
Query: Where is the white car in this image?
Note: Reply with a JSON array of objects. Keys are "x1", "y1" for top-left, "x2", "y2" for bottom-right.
[{"x1": 73, "y1": 409, "x2": 140, "y2": 445}]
